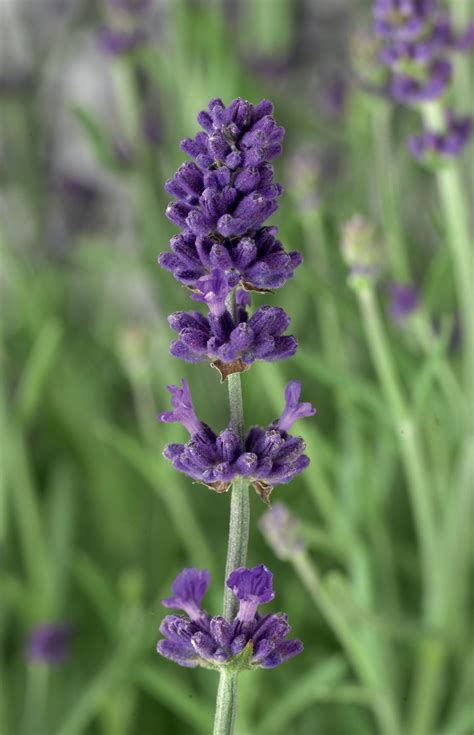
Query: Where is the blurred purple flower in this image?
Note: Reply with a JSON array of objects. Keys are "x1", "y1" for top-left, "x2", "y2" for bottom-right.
[
  {"x1": 387, "y1": 283, "x2": 419, "y2": 322},
  {"x1": 98, "y1": 26, "x2": 146, "y2": 56},
  {"x1": 408, "y1": 111, "x2": 472, "y2": 160},
  {"x1": 259, "y1": 502, "x2": 306, "y2": 560},
  {"x1": 25, "y1": 623, "x2": 72, "y2": 666}
]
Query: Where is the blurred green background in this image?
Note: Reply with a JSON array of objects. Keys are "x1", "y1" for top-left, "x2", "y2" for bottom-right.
[{"x1": 1, "y1": 0, "x2": 472, "y2": 733}]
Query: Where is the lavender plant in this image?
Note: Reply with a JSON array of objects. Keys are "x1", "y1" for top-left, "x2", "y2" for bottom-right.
[{"x1": 156, "y1": 97, "x2": 315, "y2": 733}]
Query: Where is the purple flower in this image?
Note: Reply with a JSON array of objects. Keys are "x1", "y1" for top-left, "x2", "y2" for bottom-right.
[
  {"x1": 98, "y1": 26, "x2": 146, "y2": 56},
  {"x1": 25, "y1": 623, "x2": 72, "y2": 666},
  {"x1": 387, "y1": 283, "x2": 419, "y2": 321},
  {"x1": 227, "y1": 565, "x2": 275, "y2": 622},
  {"x1": 159, "y1": 381, "x2": 315, "y2": 500},
  {"x1": 160, "y1": 98, "x2": 301, "y2": 295},
  {"x1": 259, "y1": 502, "x2": 306, "y2": 560},
  {"x1": 277, "y1": 381, "x2": 316, "y2": 432},
  {"x1": 162, "y1": 568, "x2": 210, "y2": 621},
  {"x1": 168, "y1": 300, "x2": 297, "y2": 381},
  {"x1": 157, "y1": 379, "x2": 204, "y2": 435},
  {"x1": 157, "y1": 565, "x2": 303, "y2": 670},
  {"x1": 408, "y1": 111, "x2": 472, "y2": 160},
  {"x1": 372, "y1": 0, "x2": 473, "y2": 106},
  {"x1": 387, "y1": 283, "x2": 419, "y2": 322},
  {"x1": 159, "y1": 226, "x2": 302, "y2": 293}
]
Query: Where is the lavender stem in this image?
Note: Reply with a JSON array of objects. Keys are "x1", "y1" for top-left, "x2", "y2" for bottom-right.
[{"x1": 214, "y1": 295, "x2": 250, "y2": 734}]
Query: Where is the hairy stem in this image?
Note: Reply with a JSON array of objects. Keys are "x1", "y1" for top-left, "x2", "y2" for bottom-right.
[
  {"x1": 213, "y1": 294, "x2": 250, "y2": 735},
  {"x1": 213, "y1": 672, "x2": 238, "y2": 735}
]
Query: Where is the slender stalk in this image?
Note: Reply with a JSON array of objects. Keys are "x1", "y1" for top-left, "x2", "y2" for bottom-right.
[
  {"x1": 422, "y1": 101, "x2": 474, "y2": 410},
  {"x1": 214, "y1": 294, "x2": 250, "y2": 735},
  {"x1": 356, "y1": 287, "x2": 438, "y2": 612},
  {"x1": 213, "y1": 673, "x2": 238, "y2": 735},
  {"x1": 293, "y1": 552, "x2": 400, "y2": 735}
]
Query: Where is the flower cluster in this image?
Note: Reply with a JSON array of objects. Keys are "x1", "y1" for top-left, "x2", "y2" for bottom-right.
[
  {"x1": 373, "y1": 0, "x2": 473, "y2": 103},
  {"x1": 157, "y1": 565, "x2": 303, "y2": 670},
  {"x1": 159, "y1": 379, "x2": 315, "y2": 503},
  {"x1": 159, "y1": 97, "x2": 303, "y2": 378},
  {"x1": 408, "y1": 110, "x2": 472, "y2": 161},
  {"x1": 372, "y1": 1, "x2": 473, "y2": 159}
]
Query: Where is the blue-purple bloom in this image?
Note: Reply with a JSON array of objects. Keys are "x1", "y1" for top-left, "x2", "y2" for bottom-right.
[
  {"x1": 259, "y1": 502, "x2": 306, "y2": 560},
  {"x1": 25, "y1": 623, "x2": 72, "y2": 666},
  {"x1": 168, "y1": 290, "x2": 297, "y2": 380},
  {"x1": 157, "y1": 565, "x2": 303, "y2": 670},
  {"x1": 158, "y1": 379, "x2": 315, "y2": 501},
  {"x1": 98, "y1": 26, "x2": 146, "y2": 56},
  {"x1": 372, "y1": 0, "x2": 473, "y2": 104},
  {"x1": 408, "y1": 111, "x2": 472, "y2": 161},
  {"x1": 387, "y1": 283, "x2": 419, "y2": 322},
  {"x1": 159, "y1": 98, "x2": 302, "y2": 293}
]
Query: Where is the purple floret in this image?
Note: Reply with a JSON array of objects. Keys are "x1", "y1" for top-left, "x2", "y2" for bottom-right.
[
  {"x1": 157, "y1": 565, "x2": 303, "y2": 671},
  {"x1": 25, "y1": 623, "x2": 72, "y2": 666},
  {"x1": 168, "y1": 294, "x2": 297, "y2": 380},
  {"x1": 158, "y1": 380, "x2": 315, "y2": 500}
]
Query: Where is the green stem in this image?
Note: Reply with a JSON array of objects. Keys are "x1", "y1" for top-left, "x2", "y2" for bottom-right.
[
  {"x1": 372, "y1": 102, "x2": 411, "y2": 281},
  {"x1": 422, "y1": 101, "x2": 474, "y2": 410},
  {"x1": 213, "y1": 673, "x2": 238, "y2": 735},
  {"x1": 293, "y1": 553, "x2": 400, "y2": 735},
  {"x1": 214, "y1": 293, "x2": 250, "y2": 735},
  {"x1": 357, "y1": 287, "x2": 438, "y2": 611}
]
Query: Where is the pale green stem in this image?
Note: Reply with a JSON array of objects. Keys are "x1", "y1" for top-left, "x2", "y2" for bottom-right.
[
  {"x1": 293, "y1": 552, "x2": 400, "y2": 735},
  {"x1": 214, "y1": 295, "x2": 250, "y2": 734},
  {"x1": 422, "y1": 101, "x2": 474, "y2": 412},
  {"x1": 22, "y1": 665, "x2": 49, "y2": 735},
  {"x1": 372, "y1": 102, "x2": 411, "y2": 281},
  {"x1": 213, "y1": 673, "x2": 238, "y2": 735},
  {"x1": 357, "y1": 287, "x2": 438, "y2": 611}
]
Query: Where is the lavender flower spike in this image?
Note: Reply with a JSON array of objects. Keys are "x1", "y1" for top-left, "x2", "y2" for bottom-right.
[
  {"x1": 159, "y1": 98, "x2": 302, "y2": 294},
  {"x1": 157, "y1": 566, "x2": 303, "y2": 671}
]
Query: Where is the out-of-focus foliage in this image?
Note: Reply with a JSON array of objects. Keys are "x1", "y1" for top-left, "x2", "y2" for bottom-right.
[{"x1": 1, "y1": 0, "x2": 472, "y2": 733}]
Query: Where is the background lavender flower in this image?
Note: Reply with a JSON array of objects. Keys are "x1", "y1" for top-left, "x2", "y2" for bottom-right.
[
  {"x1": 372, "y1": 0, "x2": 473, "y2": 104},
  {"x1": 259, "y1": 502, "x2": 306, "y2": 560},
  {"x1": 25, "y1": 624, "x2": 72, "y2": 666},
  {"x1": 158, "y1": 380, "x2": 315, "y2": 501},
  {"x1": 387, "y1": 283, "x2": 419, "y2": 322},
  {"x1": 157, "y1": 566, "x2": 303, "y2": 670},
  {"x1": 408, "y1": 112, "x2": 472, "y2": 161},
  {"x1": 341, "y1": 215, "x2": 384, "y2": 286}
]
